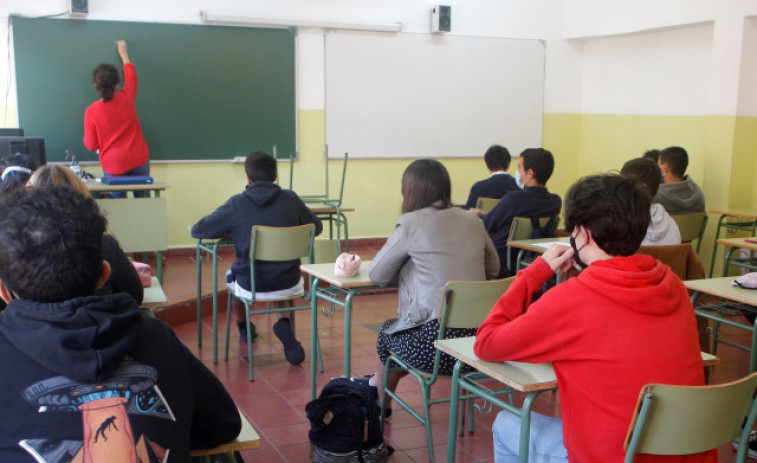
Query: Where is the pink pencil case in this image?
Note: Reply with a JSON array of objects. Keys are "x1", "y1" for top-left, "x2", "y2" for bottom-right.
[{"x1": 132, "y1": 261, "x2": 153, "y2": 287}]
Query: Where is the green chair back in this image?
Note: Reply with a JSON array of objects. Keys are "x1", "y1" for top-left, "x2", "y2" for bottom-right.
[
  {"x1": 476, "y1": 197, "x2": 500, "y2": 213},
  {"x1": 624, "y1": 371, "x2": 757, "y2": 462},
  {"x1": 441, "y1": 279, "x2": 514, "y2": 331},
  {"x1": 506, "y1": 216, "x2": 560, "y2": 273},
  {"x1": 670, "y1": 212, "x2": 708, "y2": 253},
  {"x1": 250, "y1": 223, "x2": 315, "y2": 264}
]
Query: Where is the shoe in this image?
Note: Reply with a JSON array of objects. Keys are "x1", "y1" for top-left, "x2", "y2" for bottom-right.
[
  {"x1": 350, "y1": 376, "x2": 375, "y2": 388},
  {"x1": 237, "y1": 320, "x2": 258, "y2": 341},
  {"x1": 273, "y1": 318, "x2": 305, "y2": 365},
  {"x1": 733, "y1": 430, "x2": 757, "y2": 458}
]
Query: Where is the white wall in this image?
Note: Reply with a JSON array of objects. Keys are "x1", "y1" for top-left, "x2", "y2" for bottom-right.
[{"x1": 580, "y1": 23, "x2": 713, "y2": 115}]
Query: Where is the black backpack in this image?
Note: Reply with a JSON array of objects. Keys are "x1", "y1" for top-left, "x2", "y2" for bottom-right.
[{"x1": 306, "y1": 377, "x2": 391, "y2": 463}]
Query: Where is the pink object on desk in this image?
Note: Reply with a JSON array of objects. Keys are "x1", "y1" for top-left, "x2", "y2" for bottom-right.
[
  {"x1": 132, "y1": 261, "x2": 153, "y2": 287},
  {"x1": 334, "y1": 253, "x2": 361, "y2": 278}
]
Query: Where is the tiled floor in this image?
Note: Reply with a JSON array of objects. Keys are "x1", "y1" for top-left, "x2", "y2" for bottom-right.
[{"x1": 155, "y1": 243, "x2": 752, "y2": 462}]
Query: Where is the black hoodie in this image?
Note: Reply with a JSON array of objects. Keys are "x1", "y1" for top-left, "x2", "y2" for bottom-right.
[
  {"x1": 0, "y1": 293, "x2": 240, "y2": 462},
  {"x1": 191, "y1": 181, "x2": 323, "y2": 291}
]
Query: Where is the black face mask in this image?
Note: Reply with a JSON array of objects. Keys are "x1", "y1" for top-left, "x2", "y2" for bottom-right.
[{"x1": 570, "y1": 234, "x2": 587, "y2": 270}]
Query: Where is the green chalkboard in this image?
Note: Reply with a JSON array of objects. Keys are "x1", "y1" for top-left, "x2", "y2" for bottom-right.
[{"x1": 12, "y1": 17, "x2": 295, "y2": 162}]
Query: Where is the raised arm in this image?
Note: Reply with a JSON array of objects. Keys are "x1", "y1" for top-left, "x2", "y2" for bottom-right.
[{"x1": 116, "y1": 40, "x2": 131, "y2": 65}]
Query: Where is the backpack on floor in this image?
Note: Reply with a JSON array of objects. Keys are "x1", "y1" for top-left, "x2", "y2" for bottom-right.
[{"x1": 306, "y1": 377, "x2": 391, "y2": 463}]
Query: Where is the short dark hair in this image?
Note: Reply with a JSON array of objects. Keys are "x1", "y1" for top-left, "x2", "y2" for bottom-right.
[
  {"x1": 484, "y1": 145, "x2": 511, "y2": 171},
  {"x1": 401, "y1": 159, "x2": 451, "y2": 214},
  {"x1": 245, "y1": 151, "x2": 277, "y2": 182},
  {"x1": 0, "y1": 154, "x2": 38, "y2": 195},
  {"x1": 0, "y1": 185, "x2": 106, "y2": 302},
  {"x1": 659, "y1": 146, "x2": 689, "y2": 178},
  {"x1": 521, "y1": 148, "x2": 555, "y2": 184},
  {"x1": 93, "y1": 63, "x2": 121, "y2": 102},
  {"x1": 621, "y1": 157, "x2": 662, "y2": 197},
  {"x1": 564, "y1": 174, "x2": 650, "y2": 256},
  {"x1": 642, "y1": 149, "x2": 660, "y2": 163}
]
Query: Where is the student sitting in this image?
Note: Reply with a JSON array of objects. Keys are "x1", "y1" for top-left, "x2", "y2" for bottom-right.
[
  {"x1": 27, "y1": 164, "x2": 144, "y2": 306},
  {"x1": 191, "y1": 151, "x2": 322, "y2": 365},
  {"x1": 0, "y1": 185, "x2": 241, "y2": 461},
  {"x1": 475, "y1": 148, "x2": 562, "y2": 278},
  {"x1": 474, "y1": 174, "x2": 714, "y2": 463},
  {"x1": 363, "y1": 159, "x2": 499, "y2": 414},
  {"x1": 0, "y1": 153, "x2": 38, "y2": 195},
  {"x1": 464, "y1": 144, "x2": 519, "y2": 209},
  {"x1": 621, "y1": 157, "x2": 681, "y2": 246},
  {"x1": 654, "y1": 146, "x2": 705, "y2": 214}
]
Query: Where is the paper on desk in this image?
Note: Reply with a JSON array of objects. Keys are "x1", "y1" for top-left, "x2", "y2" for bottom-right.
[{"x1": 532, "y1": 241, "x2": 571, "y2": 250}]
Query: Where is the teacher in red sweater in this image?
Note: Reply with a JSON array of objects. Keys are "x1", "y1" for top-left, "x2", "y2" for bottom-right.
[{"x1": 83, "y1": 40, "x2": 150, "y2": 198}]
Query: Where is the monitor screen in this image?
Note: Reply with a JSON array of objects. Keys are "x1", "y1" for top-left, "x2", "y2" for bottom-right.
[{"x1": 0, "y1": 137, "x2": 47, "y2": 167}]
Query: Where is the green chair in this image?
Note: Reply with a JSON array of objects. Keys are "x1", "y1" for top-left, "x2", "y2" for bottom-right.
[
  {"x1": 624, "y1": 371, "x2": 757, "y2": 462},
  {"x1": 476, "y1": 196, "x2": 500, "y2": 213},
  {"x1": 670, "y1": 211, "x2": 708, "y2": 254},
  {"x1": 381, "y1": 278, "x2": 515, "y2": 463},
  {"x1": 224, "y1": 224, "x2": 321, "y2": 381},
  {"x1": 507, "y1": 216, "x2": 560, "y2": 274}
]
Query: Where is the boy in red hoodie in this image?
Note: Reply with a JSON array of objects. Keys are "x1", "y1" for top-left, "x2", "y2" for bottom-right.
[{"x1": 474, "y1": 174, "x2": 715, "y2": 463}]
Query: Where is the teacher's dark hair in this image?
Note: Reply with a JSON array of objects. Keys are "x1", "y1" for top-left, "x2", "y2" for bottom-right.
[
  {"x1": 93, "y1": 63, "x2": 121, "y2": 102},
  {"x1": 0, "y1": 185, "x2": 106, "y2": 302},
  {"x1": 401, "y1": 159, "x2": 451, "y2": 214},
  {"x1": 564, "y1": 174, "x2": 650, "y2": 257}
]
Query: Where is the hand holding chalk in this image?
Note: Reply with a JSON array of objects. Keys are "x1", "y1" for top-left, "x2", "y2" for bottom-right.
[{"x1": 116, "y1": 40, "x2": 131, "y2": 64}]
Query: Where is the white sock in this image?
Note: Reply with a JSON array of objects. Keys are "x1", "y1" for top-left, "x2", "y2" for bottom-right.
[{"x1": 368, "y1": 375, "x2": 378, "y2": 387}]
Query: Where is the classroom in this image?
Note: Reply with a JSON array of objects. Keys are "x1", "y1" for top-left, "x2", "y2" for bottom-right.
[{"x1": 2, "y1": 1, "x2": 757, "y2": 462}]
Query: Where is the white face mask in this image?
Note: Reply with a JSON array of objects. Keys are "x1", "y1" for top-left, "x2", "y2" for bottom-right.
[{"x1": 515, "y1": 170, "x2": 524, "y2": 189}]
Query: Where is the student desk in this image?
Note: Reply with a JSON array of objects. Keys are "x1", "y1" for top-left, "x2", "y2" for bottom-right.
[
  {"x1": 139, "y1": 276, "x2": 168, "y2": 318},
  {"x1": 86, "y1": 181, "x2": 170, "y2": 282},
  {"x1": 436, "y1": 336, "x2": 720, "y2": 463},
  {"x1": 686, "y1": 276, "x2": 757, "y2": 372},
  {"x1": 300, "y1": 261, "x2": 396, "y2": 399},
  {"x1": 717, "y1": 236, "x2": 757, "y2": 277},
  {"x1": 195, "y1": 237, "x2": 235, "y2": 361},
  {"x1": 435, "y1": 336, "x2": 557, "y2": 463},
  {"x1": 707, "y1": 209, "x2": 757, "y2": 277},
  {"x1": 190, "y1": 408, "x2": 261, "y2": 457}
]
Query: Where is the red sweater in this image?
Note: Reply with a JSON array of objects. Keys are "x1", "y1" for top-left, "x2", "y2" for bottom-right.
[
  {"x1": 475, "y1": 255, "x2": 717, "y2": 463},
  {"x1": 83, "y1": 63, "x2": 150, "y2": 175}
]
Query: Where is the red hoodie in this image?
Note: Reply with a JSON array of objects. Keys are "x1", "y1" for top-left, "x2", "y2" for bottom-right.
[
  {"x1": 475, "y1": 255, "x2": 717, "y2": 463},
  {"x1": 83, "y1": 63, "x2": 149, "y2": 175}
]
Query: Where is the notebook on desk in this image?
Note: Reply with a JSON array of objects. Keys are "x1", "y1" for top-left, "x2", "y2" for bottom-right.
[{"x1": 101, "y1": 175, "x2": 154, "y2": 185}]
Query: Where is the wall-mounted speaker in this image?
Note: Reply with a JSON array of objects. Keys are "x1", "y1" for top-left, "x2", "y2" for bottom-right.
[
  {"x1": 431, "y1": 5, "x2": 451, "y2": 33},
  {"x1": 71, "y1": 0, "x2": 88, "y2": 15}
]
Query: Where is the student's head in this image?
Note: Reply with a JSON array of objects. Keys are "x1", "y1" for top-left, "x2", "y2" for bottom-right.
[
  {"x1": 620, "y1": 157, "x2": 662, "y2": 198},
  {"x1": 401, "y1": 159, "x2": 451, "y2": 214},
  {"x1": 28, "y1": 164, "x2": 92, "y2": 198},
  {"x1": 93, "y1": 63, "x2": 121, "y2": 102},
  {"x1": 484, "y1": 145, "x2": 511, "y2": 172},
  {"x1": 518, "y1": 148, "x2": 554, "y2": 186},
  {"x1": 564, "y1": 174, "x2": 650, "y2": 257},
  {"x1": 0, "y1": 154, "x2": 38, "y2": 195},
  {"x1": 642, "y1": 149, "x2": 660, "y2": 164},
  {"x1": 658, "y1": 146, "x2": 689, "y2": 179},
  {"x1": 0, "y1": 185, "x2": 108, "y2": 303},
  {"x1": 245, "y1": 151, "x2": 277, "y2": 183}
]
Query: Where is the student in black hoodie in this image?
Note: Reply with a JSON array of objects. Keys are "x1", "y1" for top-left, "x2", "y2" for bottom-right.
[
  {"x1": 191, "y1": 151, "x2": 323, "y2": 365},
  {"x1": 0, "y1": 185, "x2": 240, "y2": 462}
]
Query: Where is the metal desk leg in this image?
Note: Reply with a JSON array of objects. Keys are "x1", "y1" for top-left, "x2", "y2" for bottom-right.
[
  {"x1": 723, "y1": 246, "x2": 737, "y2": 277},
  {"x1": 310, "y1": 277, "x2": 322, "y2": 400},
  {"x1": 211, "y1": 242, "x2": 220, "y2": 364},
  {"x1": 197, "y1": 243, "x2": 203, "y2": 347},
  {"x1": 709, "y1": 215, "x2": 726, "y2": 278},
  {"x1": 446, "y1": 361, "x2": 464, "y2": 463},
  {"x1": 343, "y1": 290, "x2": 357, "y2": 377}
]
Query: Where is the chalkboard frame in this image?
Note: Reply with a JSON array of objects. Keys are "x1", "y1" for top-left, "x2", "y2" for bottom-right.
[{"x1": 12, "y1": 17, "x2": 296, "y2": 162}]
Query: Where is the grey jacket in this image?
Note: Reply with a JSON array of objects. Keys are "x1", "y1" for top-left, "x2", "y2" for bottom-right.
[
  {"x1": 368, "y1": 205, "x2": 499, "y2": 335},
  {"x1": 653, "y1": 175, "x2": 705, "y2": 214}
]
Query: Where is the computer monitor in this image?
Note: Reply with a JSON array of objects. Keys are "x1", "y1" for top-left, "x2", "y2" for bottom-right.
[
  {"x1": 0, "y1": 137, "x2": 47, "y2": 167},
  {"x1": 0, "y1": 128, "x2": 24, "y2": 137}
]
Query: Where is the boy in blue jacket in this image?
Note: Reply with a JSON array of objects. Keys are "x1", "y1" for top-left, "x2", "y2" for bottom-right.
[{"x1": 191, "y1": 151, "x2": 323, "y2": 365}]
